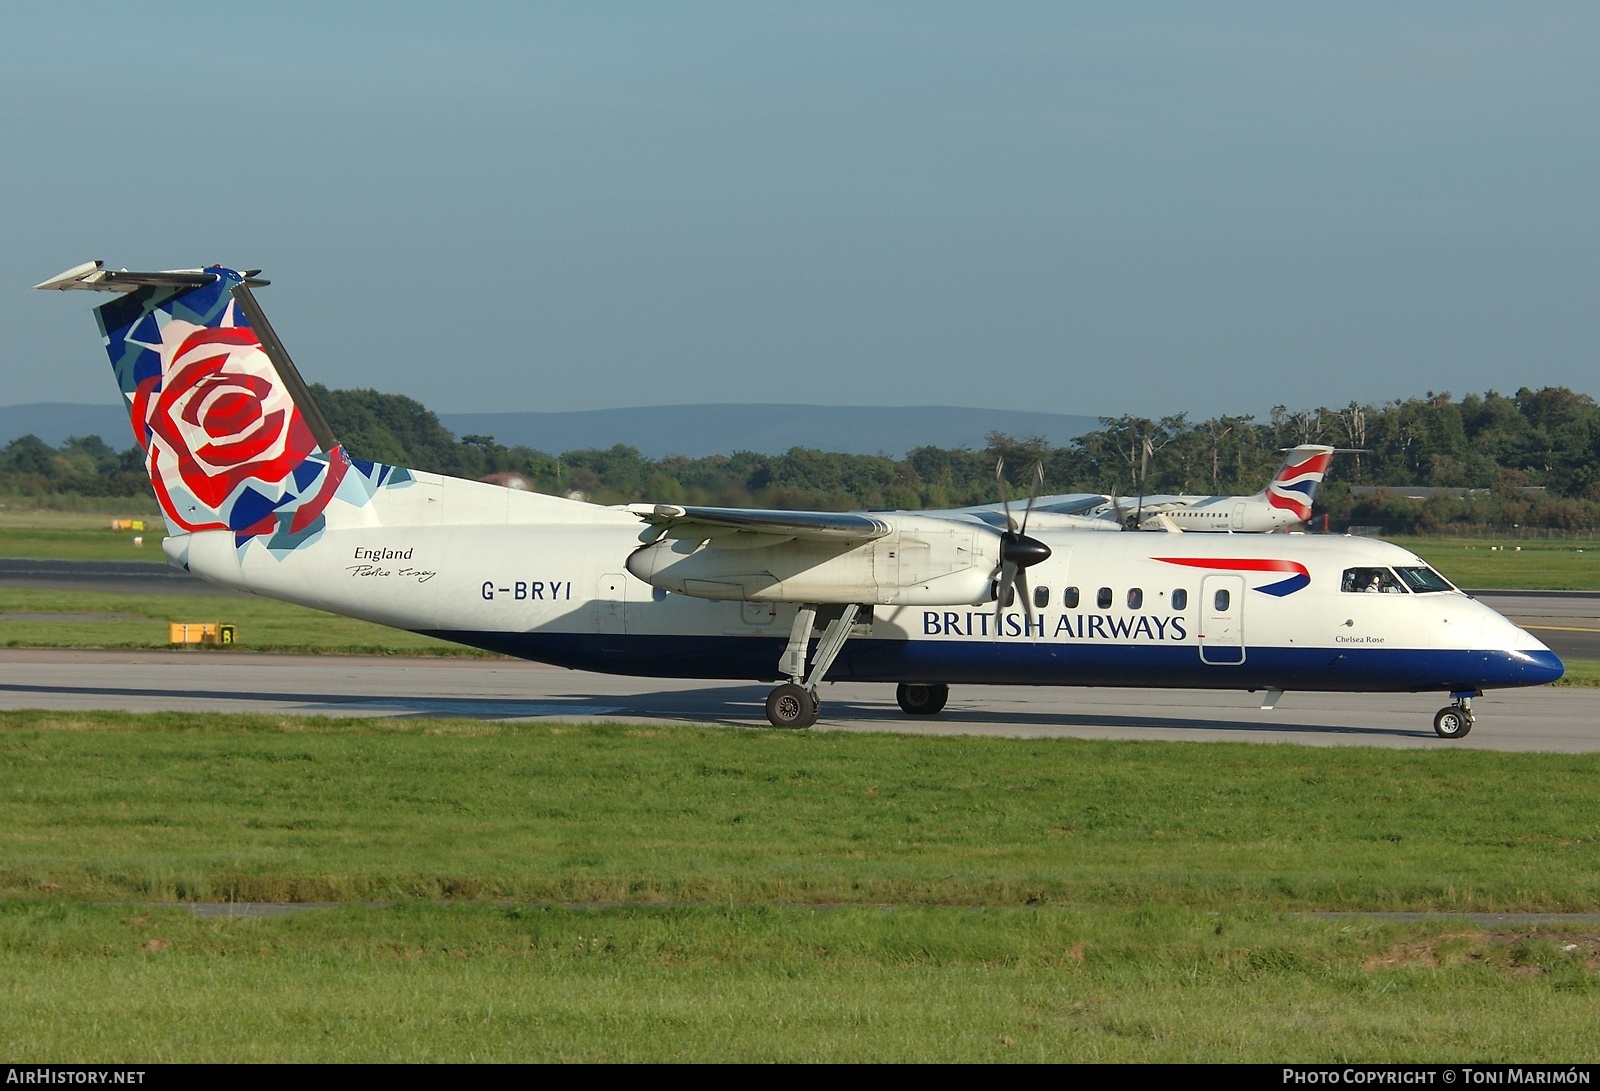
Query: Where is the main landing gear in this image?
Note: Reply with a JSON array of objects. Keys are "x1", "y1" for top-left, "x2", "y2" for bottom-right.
[
  {"x1": 896, "y1": 682, "x2": 949, "y2": 716},
  {"x1": 1433, "y1": 692, "x2": 1477, "y2": 739},
  {"x1": 764, "y1": 604, "x2": 862, "y2": 728}
]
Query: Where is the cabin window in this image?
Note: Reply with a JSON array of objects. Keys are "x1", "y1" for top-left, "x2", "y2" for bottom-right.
[
  {"x1": 1097, "y1": 587, "x2": 1112, "y2": 609},
  {"x1": 1172, "y1": 588, "x2": 1188, "y2": 610},
  {"x1": 1395, "y1": 566, "x2": 1454, "y2": 593},
  {"x1": 1341, "y1": 567, "x2": 1407, "y2": 594},
  {"x1": 1003, "y1": 583, "x2": 1016, "y2": 607},
  {"x1": 1063, "y1": 586, "x2": 1080, "y2": 609},
  {"x1": 1214, "y1": 588, "x2": 1230, "y2": 611},
  {"x1": 1127, "y1": 587, "x2": 1143, "y2": 610},
  {"x1": 1034, "y1": 585, "x2": 1050, "y2": 609}
]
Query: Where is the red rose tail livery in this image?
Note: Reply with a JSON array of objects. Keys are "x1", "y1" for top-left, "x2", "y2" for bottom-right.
[
  {"x1": 38, "y1": 262, "x2": 372, "y2": 549},
  {"x1": 38, "y1": 261, "x2": 1564, "y2": 738}
]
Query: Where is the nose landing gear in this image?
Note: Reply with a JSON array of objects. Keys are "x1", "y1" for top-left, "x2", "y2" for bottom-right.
[{"x1": 1433, "y1": 693, "x2": 1476, "y2": 739}]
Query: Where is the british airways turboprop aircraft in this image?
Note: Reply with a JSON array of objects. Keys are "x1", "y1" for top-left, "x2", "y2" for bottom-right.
[
  {"x1": 36, "y1": 262, "x2": 1563, "y2": 738},
  {"x1": 999, "y1": 444, "x2": 1336, "y2": 533}
]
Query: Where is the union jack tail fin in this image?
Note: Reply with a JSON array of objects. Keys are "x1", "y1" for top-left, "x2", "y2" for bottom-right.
[
  {"x1": 35, "y1": 261, "x2": 363, "y2": 546},
  {"x1": 1261, "y1": 444, "x2": 1334, "y2": 522}
]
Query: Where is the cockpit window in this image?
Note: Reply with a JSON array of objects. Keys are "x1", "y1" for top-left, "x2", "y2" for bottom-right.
[
  {"x1": 1395, "y1": 566, "x2": 1455, "y2": 593},
  {"x1": 1341, "y1": 567, "x2": 1408, "y2": 594}
]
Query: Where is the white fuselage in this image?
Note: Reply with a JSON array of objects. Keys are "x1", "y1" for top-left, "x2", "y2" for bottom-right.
[{"x1": 165, "y1": 478, "x2": 1559, "y2": 695}]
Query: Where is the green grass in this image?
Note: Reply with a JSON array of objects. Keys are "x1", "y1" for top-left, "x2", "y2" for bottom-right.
[
  {"x1": 0, "y1": 506, "x2": 161, "y2": 561},
  {"x1": 0, "y1": 588, "x2": 492, "y2": 657},
  {"x1": 2, "y1": 901, "x2": 1596, "y2": 1061},
  {"x1": 3, "y1": 716, "x2": 1599, "y2": 1061},
  {"x1": 1383, "y1": 535, "x2": 1600, "y2": 591},
  {"x1": 4, "y1": 713, "x2": 1598, "y2": 912},
  {"x1": 6, "y1": 714, "x2": 1598, "y2": 1060},
  {"x1": 0, "y1": 526, "x2": 158, "y2": 562},
  {"x1": 1554, "y1": 658, "x2": 1600, "y2": 687}
]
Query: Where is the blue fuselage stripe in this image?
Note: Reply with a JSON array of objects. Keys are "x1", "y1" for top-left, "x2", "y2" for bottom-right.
[{"x1": 416, "y1": 631, "x2": 1563, "y2": 692}]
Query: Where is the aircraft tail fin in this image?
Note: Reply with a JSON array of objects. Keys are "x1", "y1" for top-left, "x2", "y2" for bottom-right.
[
  {"x1": 1260, "y1": 444, "x2": 1334, "y2": 522},
  {"x1": 36, "y1": 261, "x2": 368, "y2": 545}
]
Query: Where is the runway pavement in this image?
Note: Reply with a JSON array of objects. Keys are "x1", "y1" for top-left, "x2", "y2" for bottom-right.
[
  {"x1": 0, "y1": 557, "x2": 245, "y2": 596},
  {"x1": 1471, "y1": 589, "x2": 1600, "y2": 659},
  {"x1": 2, "y1": 647, "x2": 1597, "y2": 751}
]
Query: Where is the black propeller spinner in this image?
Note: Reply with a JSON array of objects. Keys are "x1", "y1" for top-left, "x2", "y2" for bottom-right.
[{"x1": 993, "y1": 458, "x2": 1052, "y2": 635}]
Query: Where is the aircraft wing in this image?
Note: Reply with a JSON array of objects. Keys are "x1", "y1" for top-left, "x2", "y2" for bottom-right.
[
  {"x1": 929, "y1": 493, "x2": 1120, "y2": 533},
  {"x1": 947, "y1": 492, "x2": 1111, "y2": 519},
  {"x1": 634, "y1": 504, "x2": 892, "y2": 544}
]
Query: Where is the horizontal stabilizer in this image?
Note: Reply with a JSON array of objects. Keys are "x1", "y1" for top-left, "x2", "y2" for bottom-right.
[{"x1": 34, "y1": 260, "x2": 233, "y2": 293}]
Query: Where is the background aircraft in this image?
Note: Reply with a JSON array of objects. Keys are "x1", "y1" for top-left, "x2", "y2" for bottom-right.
[
  {"x1": 37, "y1": 261, "x2": 1563, "y2": 737},
  {"x1": 976, "y1": 444, "x2": 1336, "y2": 533}
]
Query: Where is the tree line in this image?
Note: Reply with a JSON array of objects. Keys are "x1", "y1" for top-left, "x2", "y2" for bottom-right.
[{"x1": 5, "y1": 385, "x2": 1600, "y2": 532}]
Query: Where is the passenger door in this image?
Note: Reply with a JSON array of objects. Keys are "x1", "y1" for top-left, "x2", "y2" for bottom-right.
[
  {"x1": 594, "y1": 572, "x2": 628, "y2": 651},
  {"x1": 1198, "y1": 574, "x2": 1245, "y2": 665}
]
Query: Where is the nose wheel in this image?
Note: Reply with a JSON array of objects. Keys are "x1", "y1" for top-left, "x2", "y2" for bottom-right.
[{"x1": 1433, "y1": 696, "x2": 1475, "y2": 739}]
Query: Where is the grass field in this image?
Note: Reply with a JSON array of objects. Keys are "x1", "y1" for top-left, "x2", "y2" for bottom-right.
[
  {"x1": 3, "y1": 902, "x2": 1597, "y2": 1062},
  {"x1": 2, "y1": 713, "x2": 1598, "y2": 1061},
  {"x1": 0, "y1": 505, "x2": 161, "y2": 562},
  {"x1": 0, "y1": 587, "x2": 489, "y2": 657},
  {"x1": 1384, "y1": 536, "x2": 1600, "y2": 591},
  {"x1": 5, "y1": 712, "x2": 1598, "y2": 910}
]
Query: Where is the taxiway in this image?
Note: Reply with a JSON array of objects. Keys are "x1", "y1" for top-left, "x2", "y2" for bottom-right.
[{"x1": 2, "y1": 647, "x2": 1596, "y2": 751}]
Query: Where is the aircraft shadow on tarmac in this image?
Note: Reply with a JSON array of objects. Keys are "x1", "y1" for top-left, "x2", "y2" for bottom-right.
[{"x1": 0, "y1": 680, "x2": 1435, "y2": 740}]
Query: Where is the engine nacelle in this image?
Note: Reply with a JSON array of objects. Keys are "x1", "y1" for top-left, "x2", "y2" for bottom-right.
[{"x1": 626, "y1": 516, "x2": 996, "y2": 606}]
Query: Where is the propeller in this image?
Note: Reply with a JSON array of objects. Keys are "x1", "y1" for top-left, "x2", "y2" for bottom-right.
[
  {"x1": 1133, "y1": 436, "x2": 1153, "y2": 529},
  {"x1": 1107, "y1": 490, "x2": 1128, "y2": 529},
  {"x1": 992, "y1": 459, "x2": 1052, "y2": 637}
]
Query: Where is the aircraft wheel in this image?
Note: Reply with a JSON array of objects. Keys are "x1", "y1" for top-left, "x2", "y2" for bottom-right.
[
  {"x1": 1433, "y1": 706, "x2": 1473, "y2": 739},
  {"x1": 896, "y1": 682, "x2": 949, "y2": 716},
  {"x1": 766, "y1": 683, "x2": 818, "y2": 729}
]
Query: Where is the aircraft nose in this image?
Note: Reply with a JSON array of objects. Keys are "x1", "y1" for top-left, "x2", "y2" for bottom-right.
[{"x1": 1520, "y1": 648, "x2": 1565, "y2": 686}]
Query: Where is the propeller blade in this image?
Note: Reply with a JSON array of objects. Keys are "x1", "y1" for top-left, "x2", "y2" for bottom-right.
[
  {"x1": 1019, "y1": 462, "x2": 1043, "y2": 538},
  {"x1": 995, "y1": 458, "x2": 1015, "y2": 532},
  {"x1": 990, "y1": 459, "x2": 1051, "y2": 637},
  {"x1": 993, "y1": 559, "x2": 1018, "y2": 635}
]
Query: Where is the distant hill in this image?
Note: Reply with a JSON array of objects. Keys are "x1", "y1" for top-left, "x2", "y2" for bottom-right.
[
  {"x1": 2, "y1": 402, "x2": 1102, "y2": 459},
  {"x1": 437, "y1": 405, "x2": 1103, "y2": 459},
  {"x1": 0, "y1": 403, "x2": 131, "y2": 449}
]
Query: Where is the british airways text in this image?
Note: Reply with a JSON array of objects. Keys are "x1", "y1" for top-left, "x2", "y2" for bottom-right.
[{"x1": 924, "y1": 611, "x2": 1189, "y2": 640}]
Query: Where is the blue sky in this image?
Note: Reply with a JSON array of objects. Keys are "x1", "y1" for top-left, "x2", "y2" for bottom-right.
[{"x1": 6, "y1": 3, "x2": 1597, "y2": 420}]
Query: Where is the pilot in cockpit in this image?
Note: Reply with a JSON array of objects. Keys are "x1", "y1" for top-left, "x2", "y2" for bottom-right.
[{"x1": 1342, "y1": 567, "x2": 1407, "y2": 594}]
